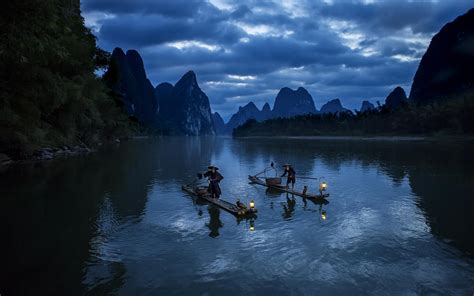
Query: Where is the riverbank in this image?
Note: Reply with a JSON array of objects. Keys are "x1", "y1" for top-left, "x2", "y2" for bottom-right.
[
  {"x1": 235, "y1": 135, "x2": 426, "y2": 141},
  {"x1": 234, "y1": 134, "x2": 474, "y2": 142},
  {"x1": 0, "y1": 135, "x2": 159, "y2": 169},
  {"x1": 0, "y1": 145, "x2": 95, "y2": 167}
]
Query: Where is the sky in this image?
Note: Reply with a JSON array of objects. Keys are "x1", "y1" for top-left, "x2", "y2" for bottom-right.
[{"x1": 81, "y1": 0, "x2": 473, "y2": 121}]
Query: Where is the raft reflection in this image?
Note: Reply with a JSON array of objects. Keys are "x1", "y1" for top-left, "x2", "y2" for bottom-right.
[{"x1": 206, "y1": 206, "x2": 223, "y2": 238}]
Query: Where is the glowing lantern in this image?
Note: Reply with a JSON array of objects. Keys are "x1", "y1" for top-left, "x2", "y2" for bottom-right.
[
  {"x1": 319, "y1": 182, "x2": 328, "y2": 192},
  {"x1": 321, "y1": 210, "x2": 327, "y2": 220},
  {"x1": 249, "y1": 200, "x2": 255, "y2": 209}
]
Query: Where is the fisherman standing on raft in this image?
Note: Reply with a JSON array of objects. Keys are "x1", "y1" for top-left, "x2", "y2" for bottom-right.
[
  {"x1": 281, "y1": 164, "x2": 296, "y2": 189},
  {"x1": 203, "y1": 165, "x2": 224, "y2": 199}
]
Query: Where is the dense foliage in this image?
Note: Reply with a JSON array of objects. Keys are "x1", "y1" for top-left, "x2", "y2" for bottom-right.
[
  {"x1": 0, "y1": 0, "x2": 137, "y2": 158},
  {"x1": 233, "y1": 93, "x2": 474, "y2": 137}
]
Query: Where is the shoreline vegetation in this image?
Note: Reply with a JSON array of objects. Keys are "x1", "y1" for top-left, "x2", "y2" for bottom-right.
[
  {"x1": 236, "y1": 136, "x2": 427, "y2": 141},
  {"x1": 233, "y1": 94, "x2": 474, "y2": 138},
  {"x1": 235, "y1": 135, "x2": 474, "y2": 142},
  {"x1": 0, "y1": 0, "x2": 141, "y2": 162}
]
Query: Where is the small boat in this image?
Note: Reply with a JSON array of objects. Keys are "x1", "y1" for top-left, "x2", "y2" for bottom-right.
[
  {"x1": 182, "y1": 184, "x2": 258, "y2": 217},
  {"x1": 248, "y1": 175, "x2": 329, "y2": 202}
]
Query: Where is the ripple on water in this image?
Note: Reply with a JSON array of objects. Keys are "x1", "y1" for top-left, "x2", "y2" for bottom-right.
[
  {"x1": 196, "y1": 255, "x2": 240, "y2": 282},
  {"x1": 75, "y1": 139, "x2": 474, "y2": 294}
]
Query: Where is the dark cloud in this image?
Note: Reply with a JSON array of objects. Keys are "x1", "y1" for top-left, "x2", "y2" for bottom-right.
[
  {"x1": 97, "y1": 14, "x2": 243, "y2": 48},
  {"x1": 230, "y1": 5, "x2": 252, "y2": 19},
  {"x1": 317, "y1": 1, "x2": 472, "y2": 34},
  {"x1": 81, "y1": 0, "x2": 474, "y2": 120},
  {"x1": 82, "y1": 0, "x2": 211, "y2": 18}
]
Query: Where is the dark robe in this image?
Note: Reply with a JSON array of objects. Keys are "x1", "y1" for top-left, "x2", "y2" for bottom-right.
[{"x1": 204, "y1": 170, "x2": 224, "y2": 198}]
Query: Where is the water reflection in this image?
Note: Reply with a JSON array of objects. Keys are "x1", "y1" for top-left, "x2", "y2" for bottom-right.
[
  {"x1": 1, "y1": 137, "x2": 473, "y2": 294},
  {"x1": 249, "y1": 219, "x2": 256, "y2": 231},
  {"x1": 265, "y1": 187, "x2": 284, "y2": 197},
  {"x1": 408, "y1": 153, "x2": 474, "y2": 256},
  {"x1": 320, "y1": 207, "x2": 328, "y2": 221},
  {"x1": 282, "y1": 194, "x2": 296, "y2": 220},
  {"x1": 0, "y1": 143, "x2": 157, "y2": 295},
  {"x1": 206, "y1": 206, "x2": 223, "y2": 238},
  {"x1": 182, "y1": 184, "x2": 257, "y2": 237},
  {"x1": 236, "y1": 138, "x2": 474, "y2": 256},
  {"x1": 85, "y1": 261, "x2": 126, "y2": 295}
]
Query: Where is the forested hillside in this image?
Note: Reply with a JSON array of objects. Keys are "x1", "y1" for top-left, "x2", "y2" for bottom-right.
[
  {"x1": 0, "y1": 0, "x2": 137, "y2": 159},
  {"x1": 233, "y1": 94, "x2": 474, "y2": 137}
]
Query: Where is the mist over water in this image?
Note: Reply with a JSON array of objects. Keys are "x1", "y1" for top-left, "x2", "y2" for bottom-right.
[{"x1": 2, "y1": 138, "x2": 474, "y2": 295}]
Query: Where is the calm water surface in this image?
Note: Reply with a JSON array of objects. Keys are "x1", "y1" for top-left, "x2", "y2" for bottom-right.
[{"x1": 2, "y1": 137, "x2": 474, "y2": 295}]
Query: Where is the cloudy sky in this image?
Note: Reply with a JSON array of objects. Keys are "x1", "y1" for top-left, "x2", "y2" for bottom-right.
[{"x1": 82, "y1": 0, "x2": 473, "y2": 120}]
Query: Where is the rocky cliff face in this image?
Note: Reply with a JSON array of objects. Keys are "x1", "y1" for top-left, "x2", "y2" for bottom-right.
[
  {"x1": 107, "y1": 48, "x2": 158, "y2": 125},
  {"x1": 158, "y1": 71, "x2": 215, "y2": 135},
  {"x1": 385, "y1": 87, "x2": 407, "y2": 109},
  {"x1": 212, "y1": 112, "x2": 226, "y2": 135},
  {"x1": 410, "y1": 8, "x2": 474, "y2": 103},
  {"x1": 360, "y1": 100, "x2": 375, "y2": 112},
  {"x1": 272, "y1": 87, "x2": 317, "y2": 117},
  {"x1": 320, "y1": 99, "x2": 350, "y2": 114}
]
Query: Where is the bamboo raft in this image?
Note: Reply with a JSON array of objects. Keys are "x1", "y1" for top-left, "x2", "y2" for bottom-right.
[
  {"x1": 182, "y1": 184, "x2": 257, "y2": 217},
  {"x1": 248, "y1": 175, "x2": 329, "y2": 201}
]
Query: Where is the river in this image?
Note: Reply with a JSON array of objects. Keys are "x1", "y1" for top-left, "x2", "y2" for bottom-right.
[{"x1": 1, "y1": 137, "x2": 474, "y2": 295}]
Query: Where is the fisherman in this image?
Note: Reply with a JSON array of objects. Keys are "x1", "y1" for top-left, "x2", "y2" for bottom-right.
[
  {"x1": 203, "y1": 165, "x2": 224, "y2": 199},
  {"x1": 281, "y1": 163, "x2": 296, "y2": 189}
]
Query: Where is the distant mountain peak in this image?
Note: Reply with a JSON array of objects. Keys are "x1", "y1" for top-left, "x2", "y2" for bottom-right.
[
  {"x1": 183, "y1": 70, "x2": 196, "y2": 80},
  {"x1": 392, "y1": 86, "x2": 406, "y2": 94},
  {"x1": 226, "y1": 101, "x2": 265, "y2": 134},
  {"x1": 176, "y1": 71, "x2": 198, "y2": 89},
  {"x1": 126, "y1": 49, "x2": 141, "y2": 59},
  {"x1": 156, "y1": 82, "x2": 173, "y2": 89},
  {"x1": 238, "y1": 101, "x2": 258, "y2": 111},
  {"x1": 360, "y1": 100, "x2": 375, "y2": 112},
  {"x1": 125, "y1": 49, "x2": 147, "y2": 81},
  {"x1": 112, "y1": 47, "x2": 125, "y2": 57},
  {"x1": 212, "y1": 112, "x2": 226, "y2": 135},
  {"x1": 272, "y1": 86, "x2": 316, "y2": 117},
  {"x1": 244, "y1": 101, "x2": 258, "y2": 109},
  {"x1": 159, "y1": 71, "x2": 214, "y2": 135},
  {"x1": 262, "y1": 102, "x2": 271, "y2": 112},
  {"x1": 385, "y1": 86, "x2": 407, "y2": 109},
  {"x1": 297, "y1": 87, "x2": 308, "y2": 93},
  {"x1": 320, "y1": 98, "x2": 350, "y2": 114},
  {"x1": 107, "y1": 47, "x2": 158, "y2": 124}
]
